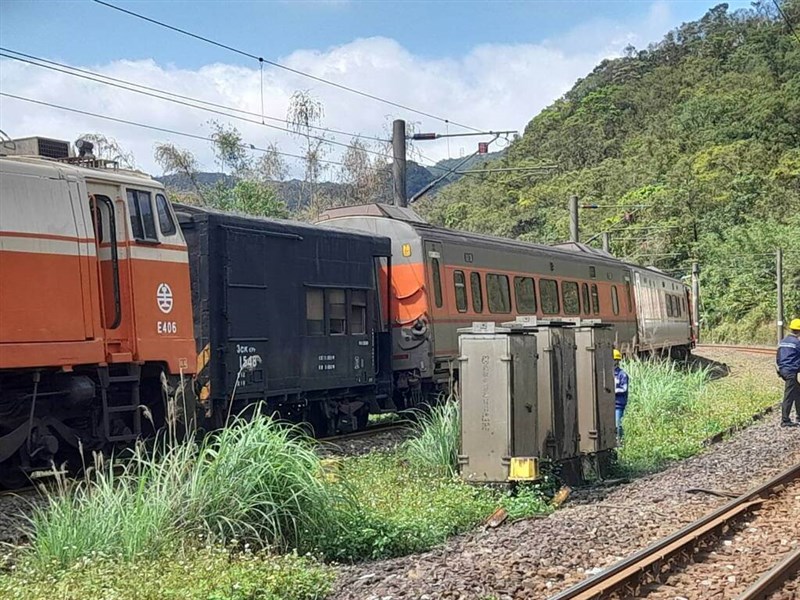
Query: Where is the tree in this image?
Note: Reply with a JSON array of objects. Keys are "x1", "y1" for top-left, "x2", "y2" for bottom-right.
[
  {"x1": 154, "y1": 143, "x2": 205, "y2": 202},
  {"x1": 287, "y1": 90, "x2": 330, "y2": 218},
  {"x1": 77, "y1": 133, "x2": 136, "y2": 168},
  {"x1": 338, "y1": 138, "x2": 390, "y2": 205}
]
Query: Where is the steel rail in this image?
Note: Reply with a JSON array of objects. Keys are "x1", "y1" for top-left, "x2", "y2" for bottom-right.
[
  {"x1": 317, "y1": 421, "x2": 406, "y2": 443},
  {"x1": 696, "y1": 344, "x2": 776, "y2": 356},
  {"x1": 548, "y1": 461, "x2": 800, "y2": 600},
  {"x1": 736, "y1": 546, "x2": 800, "y2": 600}
]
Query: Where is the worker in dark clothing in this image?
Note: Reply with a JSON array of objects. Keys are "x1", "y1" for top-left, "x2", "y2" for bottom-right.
[
  {"x1": 614, "y1": 349, "x2": 629, "y2": 440},
  {"x1": 777, "y1": 318, "x2": 800, "y2": 428}
]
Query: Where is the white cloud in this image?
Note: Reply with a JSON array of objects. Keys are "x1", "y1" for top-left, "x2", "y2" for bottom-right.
[{"x1": 0, "y1": 3, "x2": 674, "y2": 177}]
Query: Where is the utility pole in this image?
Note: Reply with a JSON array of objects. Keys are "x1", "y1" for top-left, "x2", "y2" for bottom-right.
[
  {"x1": 392, "y1": 119, "x2": 407, "y2": 207},
  {"x1": 691, "y1": 262, "x2": 700, "y2": 344},
  {"x1": 569, "y1": 195, "x2": 579, "y2": 242},
  {"x1": 777, "y1": 247, "x2": 784, "y2": 344},
  {"x1": 602, "y1": 232, "x2": 610, "y2": 253}
]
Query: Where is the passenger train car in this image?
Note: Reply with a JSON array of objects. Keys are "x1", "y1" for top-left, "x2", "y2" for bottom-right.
[{"x1": 318, "y1": 203, "x2": 693, "y2": 403}]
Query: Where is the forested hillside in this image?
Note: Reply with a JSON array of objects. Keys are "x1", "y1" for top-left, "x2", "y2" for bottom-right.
[{"x1": 420, "y1": 1, "x2": 800, "y2": 343}]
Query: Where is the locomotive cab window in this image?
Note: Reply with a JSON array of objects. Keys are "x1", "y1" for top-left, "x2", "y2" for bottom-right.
[
  {"x1": 350, "y1": 290, "x2": 367, "y2": 335},
  {"x1": 156, "y1": 193, "x2": 176, "y2": 236},
  {"x1": 540, "y1": 279, "x2": 560, "y2": 315},
  {"x1": 470, "y1": 272, "x2": 483, "y2": 313},
  {"x1": 562, "y1": 281, "x2": 580, "y2": 315},
  {"x1": 327, "y1": 289, "x2": 347, "y2": 335},
  {"x1": 306, "y1": 289, "x2": 324, "y2": 336},
  {"x1": 487, "y1": 273, "x2": 511, "y2": 313},
  {"x1": 126, "y1": 189, "x2": 158, "y2": 242},
  {"x1": 453, "y1": 270, "x2": 468, "y2": 313},
  {"x1": 514, "y1": 276, "x2": 537, "y2": 314},
  {"x1": 611, "y1": 285, "x2": 620, "y2": 316}
]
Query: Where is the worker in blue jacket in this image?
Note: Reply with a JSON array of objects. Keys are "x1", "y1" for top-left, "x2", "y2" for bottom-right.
[
  {"x1": 613, "y1": 349, "x2": 629, "y2": 440},
  {"x1": 777, "y1": 318, "x2": 800, "y2": 428}
]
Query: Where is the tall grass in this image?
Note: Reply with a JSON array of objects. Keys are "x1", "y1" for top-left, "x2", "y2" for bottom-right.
[
  {"x1": 617, "y1": 357, "x2": 777, "y2": 473},
  {"x1": 403, "y1": 399, "x2": 460, "y2": 476},
  {"x1": 25, "y1": 411, "x2": 350, "y2": 570}
]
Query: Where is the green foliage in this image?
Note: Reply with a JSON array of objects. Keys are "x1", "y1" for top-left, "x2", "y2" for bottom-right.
[
  {"x1": 402, "y1": 400, "x2": 460, "y2": 476},
  {"x1": 422, "y1": 3, "x2": 800, "y2": 340},
  {"x1": 24, "y1": 413, "x2": 348, "y2": 570},
  {"x1": 321, "y1": 453, "x2": 497, "y2": 562},
  {"x1": 617, "y1": 358, "x2": 780, "y2": 473},
  {"x1": 205, "y1": 179, "x2": 290, "y2": 218},
  {"x1": 0, "y1": 547, "x2": 333, "y2": 600}
]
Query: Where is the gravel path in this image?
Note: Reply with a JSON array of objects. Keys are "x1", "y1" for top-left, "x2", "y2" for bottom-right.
[
  {"x1": 0, "y1": 489, "x2": 41, "y2": 545},
  {"x1": 330, "y1": 349, "x2": 798, "y2": 600}
]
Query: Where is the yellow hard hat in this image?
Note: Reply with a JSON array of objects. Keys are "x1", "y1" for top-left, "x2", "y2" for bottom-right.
[
  {"x1": 790, "y1": 318, "x2": 800, "y2": 331},
  {"x1": 613, "y1": 349, "x2": 623, "y2": 360}
]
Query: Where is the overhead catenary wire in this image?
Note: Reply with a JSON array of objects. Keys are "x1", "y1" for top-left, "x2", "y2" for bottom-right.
[
  {"x1": 0, "y1": 50, "x2": 394, "y2": 161},
  {"x1": 772, "y1": 0, "x2": 800, "y2": 45},
  {"x1": 93, "y1": 0, "x2": 484, "y2": 133},
  {"x1": 0, "y1": 92, "x2": 353, "y2": 169}
]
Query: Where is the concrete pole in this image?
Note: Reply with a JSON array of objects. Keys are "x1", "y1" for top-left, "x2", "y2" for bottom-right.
[
  {"x1": 777, "y1": 248, "x2": 784, "y2": 344},
  {"x1": 602, "y1": 232, "x2": 610, "y2": 253},
  {"x1": 691, "y1": 262, "x2": 700, "y2": 343},
  {"x1": 569, "y1": 195, "x2": 579, "y2": 242},
  {"x1": 392, "y1": 119, "x2": 407, "y2": 207}
]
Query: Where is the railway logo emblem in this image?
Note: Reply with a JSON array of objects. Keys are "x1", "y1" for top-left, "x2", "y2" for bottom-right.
[{"x1": 156, "y1": 283, "x2": 173, "y2": 314}]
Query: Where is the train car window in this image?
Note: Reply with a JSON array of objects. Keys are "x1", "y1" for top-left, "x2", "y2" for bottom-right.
[
  {"x1": 350, "y1": 290, "x2": 367, "y2": 334},
  {"x1": 540, "y1": 279, "x2": 560, "y2": 315},
  {"x1": 306, "y1": 289, "x2": 324, "y2": 336},
  {"x1": 581, "y1": 283, "x2": 591, "y2": 315},
  {"x1": 155, "y1": 194, "x2": 177, "y2": 236},
  {"x1": 453, "y1": 271, "x2": 468, "y2": 313},
  {"x1": 327, "y1": 289, "x2": 347, "y2": 335},
  {"x1": 470, "y1": 272, "x2": 483, "y2": 313},
  {"x1": 562, "y1": 281, "x2": 580, "y2": 315},
  {"x1": 611, "y1": 285, "x2": 620, "y2": 316},
  {"x1": 431, "y1": 258, "x2": 443, "y2": 308},
  {"x1": 591, "y1": 284, "x2": 600, "y2": 314},
  {"x1": 487, "y1": 274, "x2": 511, "y2": 313},
  {"x1": 625, "y1": 281, "x2": 633, "y2": 312},
  {"x1": 126, "y1": 189, "x2": 158, "y2": 242},
  {"x1": 514, "y1": 276, "x2": 537, "y2": 314}
]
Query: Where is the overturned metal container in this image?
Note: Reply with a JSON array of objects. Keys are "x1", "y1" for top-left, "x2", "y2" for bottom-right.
[{"x1": 457, "y1": 322, "x2": 539, "y2": 484}]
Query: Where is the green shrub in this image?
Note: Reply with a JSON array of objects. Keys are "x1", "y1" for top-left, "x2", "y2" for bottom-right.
[{"x1": 0, "y1": 547, "x2": 333, "y2": 600}]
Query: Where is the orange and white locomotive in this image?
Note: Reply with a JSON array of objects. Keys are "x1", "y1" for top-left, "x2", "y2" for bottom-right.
[{"x1": 0, "y1": 138, "x2": 195, "y2": 485}]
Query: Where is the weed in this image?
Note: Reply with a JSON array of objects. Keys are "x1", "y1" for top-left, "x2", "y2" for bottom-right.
[{"x1": 403, "y1": 399, "x2": 460, "y2": 476}]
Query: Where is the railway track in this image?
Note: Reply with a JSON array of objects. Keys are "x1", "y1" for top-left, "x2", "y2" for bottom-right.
[
  {"x1": 696, "y1": 343, "x2": 776, "y2": 356},
  {"x1": 318, "y1": 421, "x2": 407, "y2": 443},
  {"x1": 549, "y1": 461, "x2": 800, "y2": 600}
]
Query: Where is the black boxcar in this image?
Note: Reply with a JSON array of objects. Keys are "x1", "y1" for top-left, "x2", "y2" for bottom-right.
[{"x1": 177, "y1": 205, "x2": 393, "y2": 435}]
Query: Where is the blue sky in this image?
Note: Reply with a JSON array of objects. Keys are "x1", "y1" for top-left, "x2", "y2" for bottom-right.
[
  {"x1": 0, "y1": 1, "x2": 753, "y2": 174},
  {"x1": 2, "y1": 1, "x2": 750, "y2": 67}
]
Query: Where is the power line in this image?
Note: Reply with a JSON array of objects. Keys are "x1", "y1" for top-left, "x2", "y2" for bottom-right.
[
  {"x1": 0, "y1": 92, "x2": 351, "y2": 169},
  {"x1": 0, "y1": 47, "x2": 388, "y2": 145},
  {"x1": 772, "y1": 0, "x2": 800, "y2": 45},
  {"x1": 0, "y1": 50, "x2": 394, "y2": 161},
  {"x1": 93, "y1": 0, "x2": 484, "y2": 133}
]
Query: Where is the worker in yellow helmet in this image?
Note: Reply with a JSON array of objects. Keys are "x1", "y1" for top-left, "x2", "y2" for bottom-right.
[
  {"x1": 777, "y1": 318, "x2": 800, "y2": 428},
  {"x1": 613, "y1": 349, "x2": 629, "y2": 441}
]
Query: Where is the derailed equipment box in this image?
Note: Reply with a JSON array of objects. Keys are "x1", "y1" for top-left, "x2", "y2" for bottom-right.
[
  {"x1": 574, "y1": 322, "x2": 616, "y2": 455},
  {"x1": 457, "y1": 322, "x2": 539, "y2": 483},
  {"x1": 531, "y1": 321, "x2": 579, "y2": 463}
]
